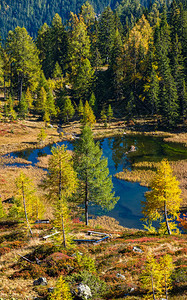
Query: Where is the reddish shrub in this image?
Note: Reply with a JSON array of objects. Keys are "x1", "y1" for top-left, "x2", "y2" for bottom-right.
[{"x1": 0, "y1": 247, "x2": 11, "y2": 256}]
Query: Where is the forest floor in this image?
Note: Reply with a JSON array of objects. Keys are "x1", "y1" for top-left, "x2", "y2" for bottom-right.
[{"x1": 0, "y1": 217, "x2": 186, "y2": 300}]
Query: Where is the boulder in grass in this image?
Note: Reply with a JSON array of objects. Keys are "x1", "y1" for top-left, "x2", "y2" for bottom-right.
[
  {"x1": 33, "y1": 277, "x2": 47, "y2": 286},
  {"x1": 116, "y1": 273, "x2": 126, "y2": 280},
  {"x1": 77, "y1": 283, "x2": 92, "y2": 299},
  {"x1": 133, "y1": 246, "x2": 143, "y2": 253}
]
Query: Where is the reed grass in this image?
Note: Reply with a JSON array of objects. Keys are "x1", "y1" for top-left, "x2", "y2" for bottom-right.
[{"x1": 115, "y1": 160, "x2": 187, "y2": 208}]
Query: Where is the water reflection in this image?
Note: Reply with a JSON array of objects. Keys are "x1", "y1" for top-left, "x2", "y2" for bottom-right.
[{"x1": 6, "y1": 135, "x2": 187, "y2": 229}]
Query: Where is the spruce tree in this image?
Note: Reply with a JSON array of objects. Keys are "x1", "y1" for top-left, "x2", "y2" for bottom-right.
[
  {"x1": 6, "y1": 27, "x2": 41, "y2": 102},
  {"x1": 62, "y1": 96, "x2": 75, "y2": 123},
  {"x1": 74, "y1": 125, "x2": 119, "y2": 225},
  {"x1": 98, "y1": 7, "x2": 116, "y2": 64}
]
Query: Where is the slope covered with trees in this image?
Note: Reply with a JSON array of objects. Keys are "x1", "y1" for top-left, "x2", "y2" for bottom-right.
[
  {"x1": 0, "y1": 0, "x2": 186, "y2": 129},
  {"x1": 0, "y1": 0, "x2": 119, "y2": 40}
]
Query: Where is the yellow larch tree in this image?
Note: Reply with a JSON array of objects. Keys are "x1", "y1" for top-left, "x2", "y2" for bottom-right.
[{"x1": 142, "y1": 159, "x2": 182, "y2": 235}]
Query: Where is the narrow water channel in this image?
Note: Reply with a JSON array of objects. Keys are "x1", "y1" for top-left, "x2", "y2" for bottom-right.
[{"x1": 7, "y1": 134, "x2": 187, "y2": 229}]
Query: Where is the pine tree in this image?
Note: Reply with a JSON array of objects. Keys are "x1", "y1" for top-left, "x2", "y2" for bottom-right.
[
  {"x1": 155, "y1": 19, "x2": 179, "y2": 127},
  {"x1": 43, "y1": 145, "x2": 78, "y2": 247},
  {"x1": 6, "y1": 27, "x2": 41, "y2": 102},
  {"x1": 69, "y1": 13, "x2": 93, "y2": 99},
  {"x1": 6, "y1": 95, "x2": 17, "y2": 120},
  {"x1": 74, "y1": 125, "x2": 119, "y2": 225},
  {"x1": 98, "y1": 7, "x2": 116, "y2": 64},
  {"x1": 52, "y1": 62, "x2": 63, "y2": 79},
  {"x1": 18, "y1": 95, "x2": 28, "y2": 119},
  {"x1": 72, "y1": 58, "x2": 94, "y2": 100},
  {"x1": 80, "y1": 1, "x2": 95, "y2": 28},
  {"x1": 25, "y1": 87, "x2": 33, "y2": 109},
  {"x1": 141, "y1": 253, "x2": 162, "y2": 300},
  {"x1": 82, "y1": 100, "x2": 96, "y2": 127},
  {"x1": 142, "y1": 159, "x2": 182, "y2": 235},
  {"x1": 107, "y1": 104, "x2": 113, "y2": 124},
  {"x1": 159, "y1": 255, "x2": 174, "y2": 299},
  {"x1": 147, "y1": 67, "x2": 160, "y2": 115},
  {"x1": 77, "y1": 99, "x2": 84, "y2": 117},
  {"x1": 49, "y1": 276, "x2": 72, "y2": 300},
  {"x1": 62, "y1": 96, "x2": 75, "y2": 122},
  {"x1": 37, "y1": 128, "x2": 47, "y2": 144},
  {"x1": 15, "y1": 172, "x2": 36, "y2": 237},
  {"x1": 110, "y1": 28, "x2": 124, "y2": 101},
  {"x1": 89, "y1": 92, "x2": 96, "y2": 109},
  {"x1": 101, "y1": 107, "x2": 107, "y2": 127}
]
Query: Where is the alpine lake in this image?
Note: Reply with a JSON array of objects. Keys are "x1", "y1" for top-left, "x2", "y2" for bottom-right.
[{"x1": 7, "y1": 134, "x2": 187, "y2": 230}]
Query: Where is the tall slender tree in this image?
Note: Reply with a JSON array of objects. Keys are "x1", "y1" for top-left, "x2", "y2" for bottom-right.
[
  {"x1": 6, "y1": 27, "x2": 41, "y2": 102},
  {"x1": 43, "y1": 145, "x2": 78, "y2": 247},
  {"x1": 74, "y1": 125, "x2": 119, "y2": 225}
]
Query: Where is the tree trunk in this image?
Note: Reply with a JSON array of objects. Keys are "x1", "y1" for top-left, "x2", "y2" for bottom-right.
[
  {"x1": 85, "y1": 177, "x2": 89, "y2": 226},
  {"x1": 164, "y1": 200, "x2": 171, "y2": 235},
  {"x1": 22, "y1": 181, "x2": 33, "y2": 237},
  {"x1": 18, "y1": 73, "x2": 23, "y2": 103},
  {"x1": 4, "y1": 74, "x2": 6, "y2": 101},
  {"x1": 165, "y1": 274, "x2": 168, "y2": 300},
  {"x1": 59, "y1": 164, "x2": 66, "y2": 248},
  {"x1": 151, "y1": 274, "x2": 156, "y2": 300}
]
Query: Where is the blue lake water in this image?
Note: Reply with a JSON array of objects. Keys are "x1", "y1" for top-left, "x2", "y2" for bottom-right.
[{"x1": 7, "y1": 135, "x2": 187, "y2": 229}]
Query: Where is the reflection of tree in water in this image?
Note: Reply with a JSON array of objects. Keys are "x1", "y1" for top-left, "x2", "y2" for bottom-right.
[
  {"x1": 37, "y1": 150, "x2": 47, "y2": 157},
  {"x1": 15, "y1": 149, "x2": 34, "y2": 160},
  {"x1": 111, "y1": 136, "x2": 131, "y2": 170}
]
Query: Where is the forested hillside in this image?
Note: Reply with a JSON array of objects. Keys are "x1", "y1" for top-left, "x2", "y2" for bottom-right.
[
  {"x1": 0, "y1": 0, "x2": 186, "y2": 128},
  {"x1": 0, "y1": 0, "x2": 169, "y2": 40},
  {"x1": 0, "y1": 0, "x2": 119, "y2": 40}
]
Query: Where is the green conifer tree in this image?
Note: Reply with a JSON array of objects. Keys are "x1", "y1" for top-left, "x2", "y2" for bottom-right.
[
  {"x1": 74, "y1": 125, "x2": 119, "y2": 225},
  {"x1": 62, "y1": 96, "x2": 75, "y2": 123}
]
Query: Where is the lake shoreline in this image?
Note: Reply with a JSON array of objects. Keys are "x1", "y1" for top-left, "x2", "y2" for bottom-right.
[{"x1": 0, "y1": 119, "x2": 186, "y2": 156}]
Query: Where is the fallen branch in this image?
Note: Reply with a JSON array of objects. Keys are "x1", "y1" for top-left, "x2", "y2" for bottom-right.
[
  {"x1": 87, "y1": 231, "x2": 107, "y2": 236},
  {"x1": 42, "y1": 231, "x2": 60, "y2": 240},
  {"x1": 18, "y1": 254, "x2": 34, "y2": 264}
]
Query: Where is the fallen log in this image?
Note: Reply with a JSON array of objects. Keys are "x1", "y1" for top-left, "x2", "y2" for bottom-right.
[
  {"x1": 42, "y1": 231, "x2": 60, "y2": 240},
  {"x1": 87, "y1": 231, "x2": 107, "y2": 236},
  {"x1": 18, "y1": 254, "x2": 34, "y2": 264}
]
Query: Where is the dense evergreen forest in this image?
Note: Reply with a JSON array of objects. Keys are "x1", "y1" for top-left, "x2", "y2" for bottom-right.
[
  {"x1": 0, "y1": 0, "x2": 186, "y2": 128},
  {"x1": 0, "y1": 0, "x2": 119, "y2": 40}
]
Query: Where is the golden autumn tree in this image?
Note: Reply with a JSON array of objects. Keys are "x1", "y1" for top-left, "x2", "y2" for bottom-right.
[
  {"x1": 43, "y1": 145, "x2": 78, "y2": 247},
  {"x1": 142, "y1": 159, "x2": 182, "y2": 235},
  {"x1": 141, "y1": 253, "x2": 162, "y2": 300},
  {"x1": 82, "y1": 100, "x2": 96, "y2": 127},
  {"x1": 49, "y1": 276, "x2": 72, "y2": 300},
  {"x1": 13, "y1": 171, "x2": 45, "y2": 237},
  {"x1": 159, "y1": 254, "x2": 174, "y2": 299},
  {"x1": 141, "y1": 253, "x2": 174, "y2": 300}
]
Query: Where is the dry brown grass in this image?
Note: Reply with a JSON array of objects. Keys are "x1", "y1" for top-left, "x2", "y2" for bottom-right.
[
  {"x1": 164, "y1": 133, "x2": 187, "y2": 146},
  {"x1": 0, "y1": 165, "x2": 47, "y2": 201},
  {"x1": 88, "y1": 216, "x2": 136, "y2": 233},
  {"x1": 115, "y1": 160, "x2": 187, "y2": 208}
]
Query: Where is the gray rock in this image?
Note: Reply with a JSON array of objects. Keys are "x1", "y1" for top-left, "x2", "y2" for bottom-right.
[
  {"x1": 133, "y1": 246, "x2": 143, "y2": 253},
  {"x1": 116, "y1": 273, "x2": 126, "y2": 280},
  {"x1": 77, "y1": 283, "x2": 92, "y2": 299},
  {"x1": 48, "y1": 287, "x2": 54, "y2": 293},
  {"x1": 33, "y1": 277, "x2": 47, "y2": 286}
]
